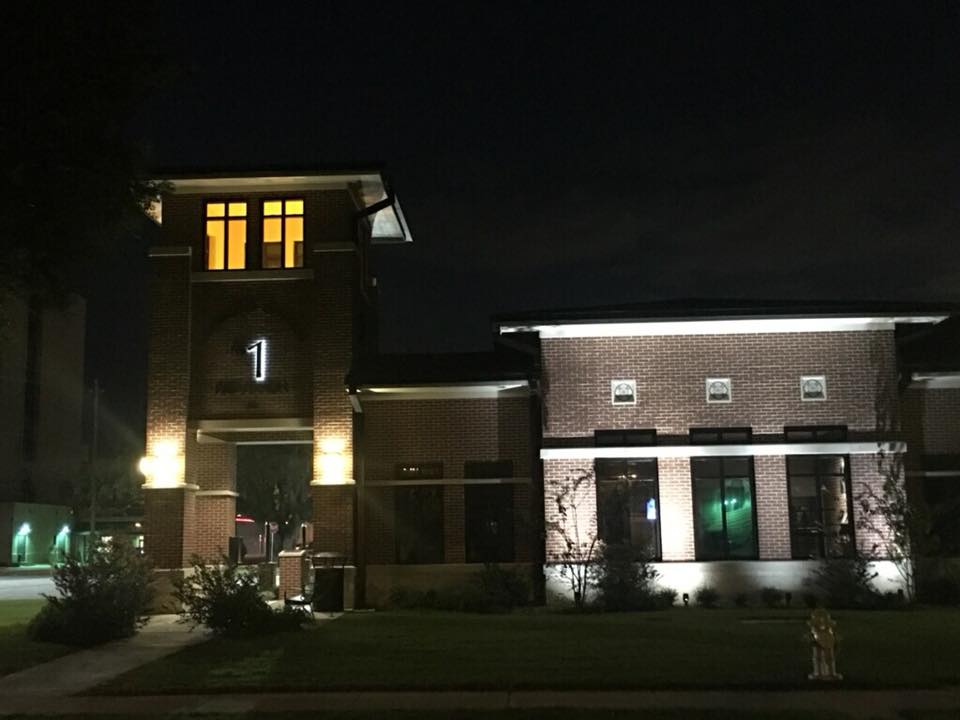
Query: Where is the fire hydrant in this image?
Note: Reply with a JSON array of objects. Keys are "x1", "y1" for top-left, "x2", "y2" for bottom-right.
[{"x1": 807, "y1": 608, "x2": 842, "y2": 681}]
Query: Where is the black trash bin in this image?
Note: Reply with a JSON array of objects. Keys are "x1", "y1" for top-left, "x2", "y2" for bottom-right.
[{"x1": 311, "y1": 552, "x2": 345, "y2": 612}]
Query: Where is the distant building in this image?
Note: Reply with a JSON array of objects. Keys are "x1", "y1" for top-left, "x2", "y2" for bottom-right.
[
  {"x1": 140, "y1": 168, "x2": 957, "y2": 605},
  {"x1": 0, "y1": 292, "x2": 86, "y2": 506}
]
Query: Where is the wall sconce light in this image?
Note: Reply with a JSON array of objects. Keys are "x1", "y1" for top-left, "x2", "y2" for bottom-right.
[
  {"x1": 682, "y1": 592, "x2": 690, "y2": 607},
  {"x1": 316, "y1": 437, "x2": 348, "y2": 485},
  {"x1": 17, "y1": 522, "x2": 31, "y2": 537},
  {"x1": 139, "y1": 440, "x2": 185, "y2": 488}
]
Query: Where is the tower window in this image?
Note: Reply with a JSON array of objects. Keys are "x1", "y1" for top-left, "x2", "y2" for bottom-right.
[
  {"x1": 263, "y1": 199, "x2": 304, "y2": 268},
  {"x1": 205, "y1": 202, "x2": 247, "y2": 270}
]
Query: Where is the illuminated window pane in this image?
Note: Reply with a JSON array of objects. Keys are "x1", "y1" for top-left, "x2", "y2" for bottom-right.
[
  {"x1": 263, "y1": 200, "x2": 283, "y2": 216},
  {"x1": 263, "y1": 242, "x2": 282, "y2": 268},
  {"x1": 206, "y1": 203, "x2": 225, "y2": 218},
  {"x1": 263, "y1": 217, "x2": 282, "y2": 243},
  {"x1": 228, "y1": 202, "x2": 247, "y2": 217},
  {"x1": 285, "y1": 237, "x2": 303, "y2": 268},
  {"x1": 285, "y1": 216, "x2": 303, "y2": 243},
  {"x1": 285, "y1": 199, "x2": 304, "y2": 215},
  {"x1": 206, "y1": 220, "x2": 225, "y2": 269},
  {"x1": 227, "y1": 219, "x2": 246, "y2": 269}
]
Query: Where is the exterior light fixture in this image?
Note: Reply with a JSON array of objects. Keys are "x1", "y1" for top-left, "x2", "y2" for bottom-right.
[
  {"x1": 17, "y1": 522, "x2": 31, "y2": 537},
  {"x1": 139, "y1": 440, "x2": 185, "y2": 488},
  {"x1": 316, "y1": 437, "x2": 348, "y2": 485},
  {"x1": 58, "y1": 524, "x2": 70, "y2": 536},
  {"x1": 682, "y1": 592, "x2": 690, "y2": 607}
]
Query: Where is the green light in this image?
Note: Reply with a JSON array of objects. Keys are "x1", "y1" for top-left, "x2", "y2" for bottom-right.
[
  {"x1": 16, "y1": 522, "x2": 31, "y2": 537},
  {"x1": 57, "y1": 524, "x2": 70, "y2": 537}
]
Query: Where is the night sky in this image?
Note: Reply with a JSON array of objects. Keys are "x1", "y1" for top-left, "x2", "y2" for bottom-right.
[{"x1": 88, "y1": 2, "x2": 960, "y2": 452}]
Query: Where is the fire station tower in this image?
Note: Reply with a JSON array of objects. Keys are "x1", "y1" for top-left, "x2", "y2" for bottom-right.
[{"x1": 140, "y1": 169, "x2": 412, "y2": 578}]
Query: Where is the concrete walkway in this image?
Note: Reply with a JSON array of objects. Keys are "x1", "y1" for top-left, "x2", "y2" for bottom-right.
[
  {"x1": 0, "y1": 687, "x2": 959, "y2": 718},
  {"x1": 0, "y1": 613, "x2": 206, "y2": 697}
]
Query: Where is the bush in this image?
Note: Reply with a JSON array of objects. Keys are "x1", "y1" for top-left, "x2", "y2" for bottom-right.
[
  {"x1": 917, "y1": 575, "x2": 960, "y2": 606},
  {"x1": 805, "y1": 558, "x2": 881, "y2": 609},
  {"x1": 476, "y1": 563, "x2": 531, "y2": 610},
  {"x1": 760, "y1": 586, "x2": 783, "y2": 608},
  {"x1": 694, "y1": 586, "x2": 720, "y2": 609},
  {"x1": 174, "y1": 556, "x2": 307, "y2": 636},
  {"x1": 803, "y1": 592, "x2": 820, "y2": 609},
  {"x1": 734, "y1": 592, "x2": 750, "y2": 608},
  {"x1": 386, "y1": 564, "x2": 531, "y2": 614},
  {"x1": 593, "y1": 544, "x2": 667, "y2": 611},
  {"x1": 655, "y1": 588, "x2": 678, "y2": 608},
  {"x1": 28, "y1": 540, "x2": 153, "y2": 646}
]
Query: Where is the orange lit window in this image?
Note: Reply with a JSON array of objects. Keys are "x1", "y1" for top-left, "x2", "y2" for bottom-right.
[
  {"x1": 205, "y1": 201, "x2": 246, "y2": 270},
  {"x1": 262, "y1": 199, "x2": 304, "y2": 269}
]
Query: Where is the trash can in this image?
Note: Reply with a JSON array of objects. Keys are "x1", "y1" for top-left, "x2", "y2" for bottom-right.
[{"x1": 311, "y1": 552, "x2": 346, "y2": 612}]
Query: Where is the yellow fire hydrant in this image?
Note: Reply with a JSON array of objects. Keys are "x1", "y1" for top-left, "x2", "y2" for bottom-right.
[{"x1": 807, "y1": 608, "x2": 843, "y2": 681}]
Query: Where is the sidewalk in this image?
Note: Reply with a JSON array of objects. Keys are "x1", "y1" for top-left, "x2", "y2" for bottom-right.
[
  {"x1": 0, "y1": 687, "x2": 959, "y2": 718},
  {"x1": 0, "y1": 613, "x2": 206, "y2": 698}
]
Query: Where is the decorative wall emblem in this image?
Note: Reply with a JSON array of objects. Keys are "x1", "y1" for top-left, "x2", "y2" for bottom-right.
[
  {"x1": 705, "y1": 377, "x2": 732, "y2": 403},
  {"x1": 610, "y1": 379, "x2": 636, "y2": 405},
  {"x1": 801, "y1": 375, "x2": 827, "y2": 401}
]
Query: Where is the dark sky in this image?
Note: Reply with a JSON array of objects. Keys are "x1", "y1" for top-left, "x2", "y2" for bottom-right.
[{"x1": 88, "y1": 2, "x2": 960, "y2": 451}]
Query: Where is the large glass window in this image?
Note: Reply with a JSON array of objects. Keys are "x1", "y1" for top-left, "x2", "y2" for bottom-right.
[
  {"x1": 786, "y1": 455, "x2": 854, "y2": 559},
  {"x1": 596, "y1": 459, "x2": 661, "y2": 559},
  {"x1": 394, "y1": 485, "x2": 444, "y2": 564},
  {"x1": 262, "y1": 199, "x2": 304, "y2": 268},
  {"x1": 205, "y1": 201, "x2": 247, "y2": 270},
  {"x1": 464, "y1": 461, "x2": 514, "y2": 563},
  {"x1": 691, "y1": 455, "x2": 758, "y2": 560}
]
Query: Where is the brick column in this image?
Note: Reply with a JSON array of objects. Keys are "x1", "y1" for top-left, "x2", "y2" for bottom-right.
[
  {"x1": 755, "y1": 455, "x2": 791, "y2": 559},
  {"x1": 310, "y1": 249, "x2": 357, "y2": 559},
  {"x1": 142, "y1": 247, "x2": 195, "y2": 569},
  {"x1": 187, "y1": 434, "x2": 237, "y2": 561},
  {"x1": 443, "y1": 485, "x2": 465, "y2": 563},
  {"x1": 659, "y1": 457, "x2": 694, "y2": 561}
]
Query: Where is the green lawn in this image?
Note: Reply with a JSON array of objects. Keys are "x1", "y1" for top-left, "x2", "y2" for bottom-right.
[
  {"x1": 100, "y1": 608, "x2": 960, "y2": 694},
  {"x1": 0, "y1": 599, "x2": 73, "y2": 676},
  {"x1": 0, "y1": 712, "x2": 868, "y2": 720}
]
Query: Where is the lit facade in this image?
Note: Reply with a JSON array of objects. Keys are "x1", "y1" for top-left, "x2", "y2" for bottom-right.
[{"x1": 142, "y1": 169, "x2": 955, "y2": 604}]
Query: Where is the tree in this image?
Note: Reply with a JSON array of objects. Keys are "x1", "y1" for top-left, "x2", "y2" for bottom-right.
[
  {"x1": 545, "y1": 469, "x2": 603, "y2": 609},
  {"x1": 0, "y1": 4, "x2": 168, "y2": 302},
  {"x1": 237, "y1": 446, "x2": 312, "y2": 549}
]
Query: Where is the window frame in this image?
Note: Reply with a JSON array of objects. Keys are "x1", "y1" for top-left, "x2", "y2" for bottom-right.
[
  {"x1": 595, "y1": 457, "x2": 662, "y2": 560},
  {"x1": 203, "y1": 199, "x2": 249, "y2": 271},
  {"x1": 691, "y1": 456, "x2": 759, "y2": 561},
  {"x1": 689, "y1": 427, "x2": 753, "y2": 445},
  {"x1": 786, "y1": 453, "x2": 855, "y2": 559},
  {"x1": 261, "y1": 197, "x2": 305, "y2": 269},
  {"x1": 594, "y1": 429, "x2": 658, "y2": 447},
  {"x1": 393, "y1": 484, "x2": 445, "y2": 564}
]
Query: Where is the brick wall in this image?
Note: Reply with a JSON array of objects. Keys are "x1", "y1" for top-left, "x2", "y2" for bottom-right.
[
  {"x1": 143, "y1": 487, "x2": 195, "y2": 568},
  {"x1": 902, "y1": 387, "x2": 960, "y2": 456},
  {"x1": 195, "y1": 495, "x2": 236, "y2": 561},
  {"x1": 755, "y1": 456, "x2": 791, "y2": 559},
  {"x1": 541, "y1": 331, "x2": 897, "y2": 438},
  {"x1": 312, "y1": 484, "x2": 355, "y2": 558},
  {"x1": 361, "y1": 397, "x2": 533, "y2": 564}
]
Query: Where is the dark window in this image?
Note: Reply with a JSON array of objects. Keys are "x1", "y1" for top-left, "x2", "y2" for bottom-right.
[
  {"x1": 785, "y1": 425, "x2": 848, "y2": 442},
  {"x1": 394, "y1": 486, "x2": 444, "y2": 564},
  {"x1": 691, "y1": 456, "x2": 758, "y2": 560},
  {"x1": 923, "y1": 477, "x2": 960, "y2": 555},
  {"x1": 690, "y1": 427, "x2": 752, "y2": 445},
  {"x1": 787, "y1": 454, "x2": 854, "y2": 559},
  {"x1": 262, "y1": 199, "x2": 304, "y2": 268},
  {"x1": 464, "y1": 461, "x2": 515, "y2": 562},
  {"x1": 22, "y1": 302, "x2": 41, "y2": 460},
  {"x1": 596, "y1": 459, "x2": 661, "y2": 559},
  {"x1": 395, "y1": 462, "x2": 443, "y2": 480},
  {"x1": 595, "y1": 429, "x2": 657, "y2": 446}
]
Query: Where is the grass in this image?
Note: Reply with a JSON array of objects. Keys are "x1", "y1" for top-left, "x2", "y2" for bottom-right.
[
  {"x1": 0, "y1": 713, "x2": 869, "y2": 720},
  {"x1": 0, "y1": 599, "x2": 73, "y2": 677},
  {"x1": 100, "y1": 607, "x2": 960, "y2": 694}
]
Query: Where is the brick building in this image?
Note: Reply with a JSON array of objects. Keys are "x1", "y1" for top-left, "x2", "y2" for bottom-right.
[{"x1": 141, "y1": 169, "x2": 956, "y2": 605}]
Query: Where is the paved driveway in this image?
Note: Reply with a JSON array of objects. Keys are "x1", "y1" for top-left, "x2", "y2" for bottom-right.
[{"x1": 0, "y1": 575, "x2": 55, "y2": 600}]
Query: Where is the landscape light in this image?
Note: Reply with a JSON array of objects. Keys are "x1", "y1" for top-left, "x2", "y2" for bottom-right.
[{"x1": 16, "y1": 522, "x2": 31, "y2": 537}]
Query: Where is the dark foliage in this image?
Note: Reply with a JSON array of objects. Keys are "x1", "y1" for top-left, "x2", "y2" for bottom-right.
[
  {"x1": 734, "y1": 592, "x2": 750, "y2": 608},
  {"x1": 387, "y1": 564, "x2": 531, "y2": 613},
  {"x1": 174, "y1": 556, "x2": 308, "y2": 636},
  {"x1": 760, "y1": 586, "x2": 783, "y2": 608},
  {"x1": 593, "y1": 544, "x2": 674, "y2": 611},
  {"x1": 805, "y1": 558, "x2": 882, "y2": 609},
  {"x1": 28, "y1": 540, "x2": 153, "y2": 646},
  {"x1": 803, "y1": 591, "x2": 820, "y2": 609},
  {"x1": 917, "y1": 574, "x2": 960, "y2": 606},
  {"x1": 694, "y1": 586, "x2": 720, "y2": 609}
]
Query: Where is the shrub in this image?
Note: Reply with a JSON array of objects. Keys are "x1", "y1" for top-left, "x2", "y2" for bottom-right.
[
  {"x1": 734, "y1": 592, "x2": 750, "y2": 608},
  {"x1": 476, "y1": 563, "x2": 531, "y2": 610},
  {"x1": 28, "y1": 540, "x2": 153, "y2": 646},
  {"x1": 802, "y1": 592, "x2": 820, "y2": 609},
  {"x1": 655, "y1": 588, "x2": 678, "y2": 609},
  {"x1": 917, "y1": 575, "x2": 960, "y2": 606},
  {"x1": 805, "y1": 558, "x2": 881, "y2": 609},
  {"x1": 694, "y1": 586, "x2": 720, "y2": 609},
  {"x1": 174, "y1": 555, "x2": 307, "y2": 636},
  {"x1": 760, "y1": 586, "x2": 783, "y2": 608},
  {"x1": 593, "y1": 544, "x2": 666, "y2": 611}
]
